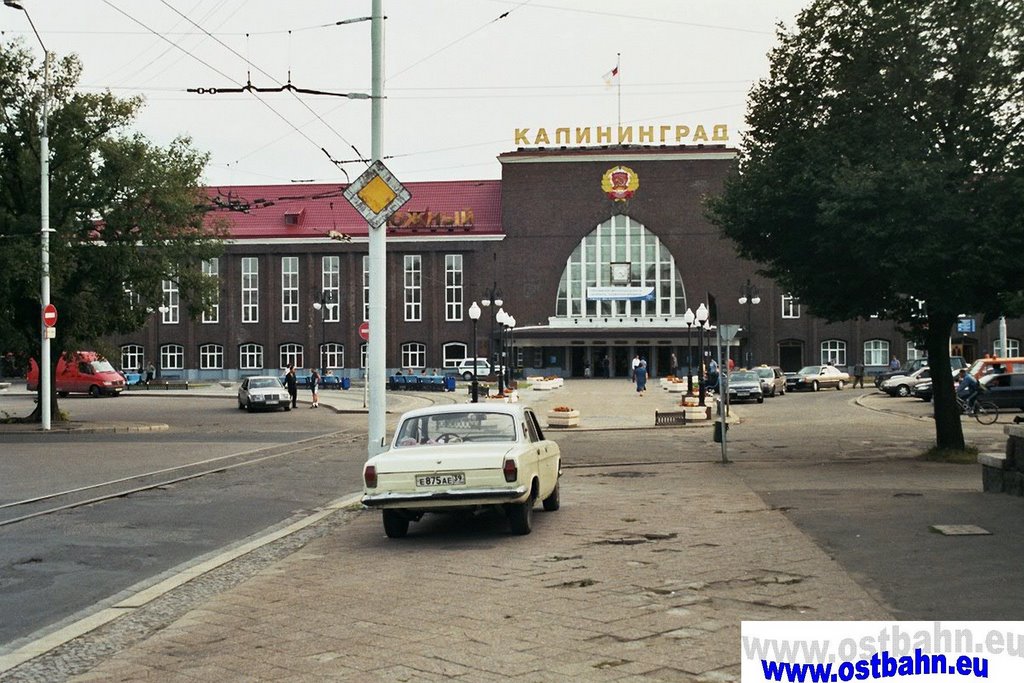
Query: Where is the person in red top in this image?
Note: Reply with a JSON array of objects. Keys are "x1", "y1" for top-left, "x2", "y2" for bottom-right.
[{"x1": 727, "y1": 356, "x2": 735, "y2": 371}]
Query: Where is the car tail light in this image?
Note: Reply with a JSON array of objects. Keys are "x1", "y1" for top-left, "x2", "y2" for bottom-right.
[
  {"x1": 364, "y1": 465, "x2": 378, "y2": 488},
  {"x1": 502, "y1": 458, "x2": 518, "y2": 483}
]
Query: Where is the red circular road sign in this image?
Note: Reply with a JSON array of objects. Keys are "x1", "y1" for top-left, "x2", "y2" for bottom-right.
[
  {"x1": 42, "y1": 303, "x2": 58, "y2": 327},
  {"x1": 358, "y1": 321, "x2": 370, "y2": 341}
]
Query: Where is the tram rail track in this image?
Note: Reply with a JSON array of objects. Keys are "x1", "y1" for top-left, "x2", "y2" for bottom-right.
[{"x1": 0, "y1": 430, "x2": 361, "y2": 528}]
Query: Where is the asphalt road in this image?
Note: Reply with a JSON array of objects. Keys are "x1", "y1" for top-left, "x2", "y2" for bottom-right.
[{"x1": 0, "y1": 392, "x2": 368, "y2": 647}]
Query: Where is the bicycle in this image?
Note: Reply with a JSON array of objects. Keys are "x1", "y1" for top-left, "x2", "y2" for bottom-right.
[{"x1": 956, "y1": 394, "x2": 999, "y2": 425}]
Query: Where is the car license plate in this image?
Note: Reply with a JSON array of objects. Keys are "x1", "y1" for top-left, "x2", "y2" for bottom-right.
[
  {"x1": 416, "y1": 472, "x2": 466, "y2": 487},
  {"x1": 737, "y1": 391, "x2": 749, "y2": 397},
  {"x1": 265, "y1": 398, "x2": 278, "y2": 404}
]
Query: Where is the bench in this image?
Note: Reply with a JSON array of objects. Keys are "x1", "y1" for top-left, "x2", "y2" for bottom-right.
[{"x1": 654, "y1": 410, "x2": 687, "y2": 426}]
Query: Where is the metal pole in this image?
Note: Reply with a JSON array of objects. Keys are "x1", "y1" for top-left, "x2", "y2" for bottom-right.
[
  {"x1": 367, "y1": 0, "x2": 386, "y2": 456},
  {"x1": 40, "y1": 51, "x2": 51, "y2": 430},
  {"x1": 472, "y1": 319, "x2": 479, "y2": 403},
  {"x1": 686, "y1": 323, "x2": 693, "y2": 396},
  {"x1": 497, "y1": 322, "x2": 505, "y2": 394},
  {"x1": 717, "y1": 327, "x2": 730, "y2": 464},
  {"x1": 698, "y1": 323, "x2": 706, "y2": 406}
]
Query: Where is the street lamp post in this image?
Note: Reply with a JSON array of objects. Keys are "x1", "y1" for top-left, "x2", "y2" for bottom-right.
[
  {"x1": 495, "y1": 308, "x2": 508, "y2": 394},
  {"x1": 506, "y1": 315, "x2": 516, "y2": 386},
  {"x1": 312, "y1": 291, "x2": 335, "y2": 374},
  {"x1": 738, "y1": 278, "x2": 761, "y2": 368},
  {"x1": 156, "y1": 305, "x2": 169, "y2": 379},
  {"x1": 468, "y1": 301, "x2": 481, "y2": 402},
  {"x1": 683, "y1": 307, "x2": 696, "y2": 396},
  {"x1": 481, "y1": 285, "x2": 503, "y2": 392},
  {"x1": 7, "y1": 1, "x2": 52, "y2": 429},
  {"x1": 695, "y1": 303, "x2": 709, "y2": 406}
]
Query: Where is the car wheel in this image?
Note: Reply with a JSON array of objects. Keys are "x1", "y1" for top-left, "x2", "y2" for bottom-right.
[
  {"x1": 897, "y1": 385, "x2": 911, "y2": 397},
  {"x1": 462, "y1": 371, "x2": 473, "y2": 381},
  {"x1": 757, "y1": 395, "x2": 764, "y2": 403},
  {"x1": 508, "y1": 495, "x2": 535, "y2": 534},
  {"x1": 89, "y1": 385, "x2": 100, "y2": 398},
  {"x1": 58, "y1": 391, "x2": 69, "y2": 398},
  {"x1": 283, "y1": 405, "x2": 291, "y2": 411},
  {"x1": 837, "y1": 380, "x2": 844, "y2": 390},
  {"x1": 238, "y1": 400, "x2": 245, "y2": 410},
  {"x1": 245, "y1": 399, "x2": 253, "y2": 412},
  {"x1": 382, "y1": 510, "x2": 409, "y2": 538},
  {"x1": 542, "y1": 481, "x2": 560, "y2": 511},
  {"x1": 811, "y1": 380, "x2": 819, "y2": 392}
]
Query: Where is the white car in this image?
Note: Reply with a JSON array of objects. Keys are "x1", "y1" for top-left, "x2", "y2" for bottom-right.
[
  {"x1": 362, "y1": 403, "x2": 561, "y2": 537},
  {"x1": 237, "y1": 375, "x2": 291, "y2": 412},
  {"x1": 454, "y1": 357, "x2": 493, "y2": 381}
]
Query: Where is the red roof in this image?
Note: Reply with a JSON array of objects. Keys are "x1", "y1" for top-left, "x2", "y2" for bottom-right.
[{"x1": 204, "y1": 180, "x2": 503, "y2": 240}]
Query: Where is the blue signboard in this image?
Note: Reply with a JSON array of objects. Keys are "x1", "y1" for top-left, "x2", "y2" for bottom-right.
[{"x1": 957, "y1": 318, "x2": 976, "y2": 333}]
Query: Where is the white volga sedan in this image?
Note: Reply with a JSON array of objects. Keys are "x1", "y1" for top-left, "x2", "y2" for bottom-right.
[{"x1": 362, "y1": 404, "x2": 561, "y2": 538}]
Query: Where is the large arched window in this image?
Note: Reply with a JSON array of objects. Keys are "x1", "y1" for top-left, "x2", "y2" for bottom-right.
[
  {"x1": 820, "y1": 339, "x2": 847, "y2": 366},
  {"x1": 121, "y1": 344, "x2": 144, "y2": 371},
  {"x1": 555, "y1": 214, "x2": 687, "y2": 319},
  {"x1": 443, "y1": 342, "x2": 468, "y2": 367}
]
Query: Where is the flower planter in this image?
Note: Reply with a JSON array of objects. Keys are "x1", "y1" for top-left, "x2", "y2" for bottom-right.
[{"x1": 547, "y1": 409, "x2": 580, "y2": 428}]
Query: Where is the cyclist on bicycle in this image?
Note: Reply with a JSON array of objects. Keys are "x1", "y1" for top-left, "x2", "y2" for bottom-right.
[{"x1": 956, "y1": 369, "x2": 980, "y2": 410}]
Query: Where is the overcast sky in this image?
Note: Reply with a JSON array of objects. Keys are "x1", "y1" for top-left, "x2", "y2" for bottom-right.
[{"x1": 2, "y1": 1, "x2": 808, "y2": 187}]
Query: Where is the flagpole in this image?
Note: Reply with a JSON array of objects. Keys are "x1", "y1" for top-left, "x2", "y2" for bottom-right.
[{"x1": 616, "y1": 52, "x2": 621, "y2": 130}]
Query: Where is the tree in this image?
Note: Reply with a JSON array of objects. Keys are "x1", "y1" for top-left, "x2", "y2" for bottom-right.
[
  {"x1": 707, "y1": 0, "x2": 1024, "y2": 450},
  {"x1": 0, "y1": 40, "x2": 224, "y2": 422}
]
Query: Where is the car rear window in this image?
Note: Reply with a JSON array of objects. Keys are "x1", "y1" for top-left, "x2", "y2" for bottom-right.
[{"x1": 396, "y1": 412, "x2": 517, "y2": 446}]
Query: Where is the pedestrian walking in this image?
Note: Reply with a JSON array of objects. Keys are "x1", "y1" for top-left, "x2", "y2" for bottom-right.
[
  {"x1": 853, "y1": 360, "x2": 866, "y2": 388},
  {"x1": 669, "y1": 352, "x2": 678, "y2": 378},
  {"x1": 145, "y1": 362, "x2": 155, "y2": 384},
  {"x1": 888, "y1": 355, "x2": 901, "y2": 372},
  {"x1": 631, "y1": 354, "x2": 640, "y2": 382},
  {"x1": 635, "y1": 359, "x2": 648, "y2": 396},
  {"x1": 285, "y1": 365, "x2": 298, "y2": 409},
  {"x1": 310, "y1": 369, "x2": 321, "y2": 408}
]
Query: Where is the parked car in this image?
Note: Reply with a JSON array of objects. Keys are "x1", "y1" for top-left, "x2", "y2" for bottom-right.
[
  {"x1": 453, "y1": 358, "x2": 493, "y2": 381},
  {"x1": 237, "y1": 375, "x2": 292, "y2": 412},
  {"x1": 911, "y1": 378, "x2": 934, "y2": 402},
  {"x1": 874, "y1": 356, "x2": 966, "y2": 388},
  {"x1": 881, "y1": 367, "x2": 932, "y2": 397},
  {"x1": 26, "y1": 351, "x2": 126, "y2": 397},
  {"x1": 362, "y1": 403, "x2": 561, "y2": 537},
  {"x1": 727, "y1": 370, "x2": 764, "y2": 403},
  {"x1": 785, "y1": 365, "x2": 850, "y2": 392},
  {"x1": 754, "y1": 365, "x2": 786, "y2": 397},
  {"x1": 979, "y1": 373, "x2": 1024, "y2": 411},
  {"x1": 967, "y1": 357, "x2": 1024, "y2": 379}
]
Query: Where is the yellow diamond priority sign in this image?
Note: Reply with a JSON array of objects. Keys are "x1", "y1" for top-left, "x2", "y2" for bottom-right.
[{"x1": 343, "y1": 160, "x2": 411, "y2": 228}]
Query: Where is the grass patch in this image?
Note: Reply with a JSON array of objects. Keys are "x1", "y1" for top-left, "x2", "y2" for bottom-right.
[{"x1": 919, "y1": 445, "x2": 979, "y2": 464}]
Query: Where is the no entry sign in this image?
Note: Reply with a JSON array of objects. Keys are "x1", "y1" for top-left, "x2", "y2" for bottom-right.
[
  {"x1": 358, "y1": 321, "x2": 370, "y2": 341},
  {"x1": 42, "y1": 303, "x2": 58, "y2": 327}
]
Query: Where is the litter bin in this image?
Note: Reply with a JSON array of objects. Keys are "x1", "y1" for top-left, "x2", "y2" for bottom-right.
[
  {"x1": 444, "y1": 376, "x2": 456, "y2": 392},
  {"x1": 341, "y1": 377, "x2": 351, "y2": 390},
  {"x1": 713, "y1": 421, "x2": 729, "y2": 443}
]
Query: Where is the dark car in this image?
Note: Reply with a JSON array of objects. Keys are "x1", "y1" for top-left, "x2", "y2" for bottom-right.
[
  {"x1": 980, "y1": 373, "x2": 1024, "y2": 411},
  {"x1": 727, "y1": 370, "x2": 764, "y2": 403},
  {"x1": 911, "y1": 378, "x2": 933, "y2": 402}
]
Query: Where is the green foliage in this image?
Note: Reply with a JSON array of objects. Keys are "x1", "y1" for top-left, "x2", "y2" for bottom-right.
[
  {"x1": 707, "y1": 0, "x2": 1024, "y2": 327},
  {"x1": 707, "y1": 0, "x2": 1024, "y2": 450},
  {"x1": 0, "y1": 39, "x2": 224, "y2": 365}
]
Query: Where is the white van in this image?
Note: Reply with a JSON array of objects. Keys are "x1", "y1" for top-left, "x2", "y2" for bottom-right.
[{"x1": 454, "y1": 358, "x2": 492, "y2": 380}]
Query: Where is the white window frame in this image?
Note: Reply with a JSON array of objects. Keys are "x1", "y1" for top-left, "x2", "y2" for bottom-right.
[
  {"x1": 781, "y1": 294, "x2": 800, "y2": 319},
  {"x1": 907, "y1": 342, "x2": 927, "y2": 362},
  {"x1": 404, "y1": 255, "x2": 422, "y2": 322},
  {"x1": 322, "y1": 256, "x2": 340, "y2": 322},
  {"x1": 240, "y1": 343, "x2": 263, "y2": 370},
  {"x1": 161, "y1": 343, "x2": 184, "y2": 370},
  {"x1": 443, "y1": 342, "x2": 468, "y2": 368},
  {"x1": 281, "y1": 256, "x2": 299, "y2": 323},
  {"x1": 120, "y1": 344, "x2": 144, "y2": 371},
  {"x1": 202, "y1": 258, "x2": 219, "y2": 324},
  {"x1": 445, "y1": 254, "x2": 463, "y2": 321},
  {"x1": 993, "y1": 338, "x2": 1021, "y2": 357},
  {"x1": 321, "y1": 342, "x2": 344, "y2": 370},
  {"x1": 401, "y1": 342, "x2": 426, "y2": 369},
  {"x1": 161, "y1": 279, "x2": 180, "y2": 324},
  {"x1": 199, "y1": 344, "x2": 224, "y2": 370},
  {"x1": 279, "y1": 343, "x2": 304, "y2": 370},
  {"x1": 360, "y1": 342, "x2": 368, "y2": 369},
  {"x1": 863, "y1": 340, "x2": 889, "y2": 367},
  {"x1": 242, "y1": 257, "x2": 259, "y2": 324},
  {"x1": 820, "y1": 339, "x2": 846, "y2": 367}
]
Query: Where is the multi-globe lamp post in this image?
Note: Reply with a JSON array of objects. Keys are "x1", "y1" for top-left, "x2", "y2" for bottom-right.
[
  {"x1": 312, "y1": 291, "x2": 335, "y2": 374},
  {"x1": 683, "y1": 307, "x2": 696, "y2": 396},
  {"x1": 695, "y1": 303, "x2": 710, "y2": 406},
  {"x1": 497, "y1": 311, "x2": 516, "y2": 387},
  {"x1": 738, "y1": 279, "x2": 761, "y2": 368},
  {"x1": 156, "y1": 305, "x2": 169, "y2": 379},
  {"x1": 481, "y1": 287, "x2": 503, "y2": 393},
  {"x1": 468, "y1": 301, "x2": 481, "y2": 403}
]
